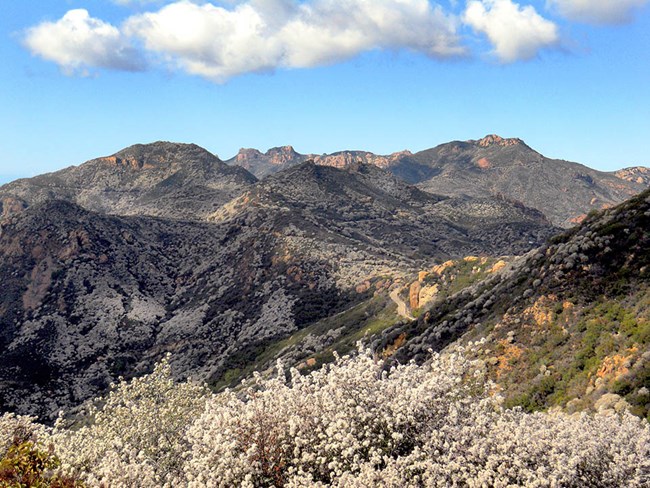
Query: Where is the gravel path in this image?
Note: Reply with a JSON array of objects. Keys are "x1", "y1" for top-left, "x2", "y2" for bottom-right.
[{"x1": 389, "y1": 288, "x2": 415, "y2": 320}]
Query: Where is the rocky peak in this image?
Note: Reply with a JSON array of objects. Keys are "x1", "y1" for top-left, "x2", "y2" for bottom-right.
[
  {"x1": 313, "y1": 150, "x2": 413, "y2": 170},
  {"x1": 99, "y1": 141, "x2": 223, "y2": 171},
  {"x1": 0, "y1": 142, "x2": 256, "y2": 222},
  {"x1": 236, "y1": 148, "x2": 264, "y2": 161},
  {"x1": 266, "y1": 145, "x2": 300, "y2": 164},
  {"x1": 391, "y1": 150, "x2": 413, "y2": 159},
  {"x1": 475, "y1": 134, "x2": 524, "y2": 148}
]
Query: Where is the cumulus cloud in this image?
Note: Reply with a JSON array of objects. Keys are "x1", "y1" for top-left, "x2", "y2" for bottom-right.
[
  {"x1": 24, "y1": 9, "x2": 146, "y2": 74},
  {"x1": 29, "y1": 0, "x2": 633, "y2": 81},
  {"x1": 23, "y1": 1, "x2": 463, "y2": 82},
  {"x1": 122, "y1": 0, "x2": 464, "y2": 81},
  {"x1": 464, "y1": 0, "x2": 559, "y2": 62},
  {"x1": 112, "y1": 0, "x2": 167, "y2": 5},
  {"x1": 547, "y1": 0, "x2": 650, "y2": 24}
]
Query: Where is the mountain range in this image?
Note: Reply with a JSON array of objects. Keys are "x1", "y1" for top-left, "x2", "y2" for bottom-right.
[
  {"x1": 228, "y1": 134, "x2": 647, "y2": 228},
  {"x1": 0, "y1": 136, "x2": 647, "y2": 421}
]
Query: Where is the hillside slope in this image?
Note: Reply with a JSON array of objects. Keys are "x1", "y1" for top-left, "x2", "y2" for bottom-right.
[
  {"x1": 378, "y1": 187, "x2": 650, "y2": 418},
  {"x1": 0, "y1": 159, "x2": 557, "y2": 420},
  {"x1": 0, "y1": 199, "x2": 361, "y2": 419},
  {"x1": 408, "y1": 135, "x2": 646, "y2": 227},
  {"x1": 213, "y1": 161, "x2": 556, "y2": 260},
  {"x1": 0, "y1": 142, "x2": 257, "y2": 221}
]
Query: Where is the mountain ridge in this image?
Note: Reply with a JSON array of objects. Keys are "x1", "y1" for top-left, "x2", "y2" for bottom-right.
[
  {"x1": 0, "y1": 141, "x2": 257, "y2": 221},
  {"x1": 227, "y1": 135, "x2": 648, "y2": 227},
  {"x1": 0, "y1": 138, "x2": 647, "y2": 423},
  {"x1": 0, "y1": 154, "x2": 558, "y2": 420},
  {"x1": 376, "y1": 186, "x2": 650, "y2": 418}
]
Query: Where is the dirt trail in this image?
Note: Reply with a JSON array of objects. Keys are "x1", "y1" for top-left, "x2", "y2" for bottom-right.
[{"x1": 389, "y1": 288, "x2": 415, "y2": 320}]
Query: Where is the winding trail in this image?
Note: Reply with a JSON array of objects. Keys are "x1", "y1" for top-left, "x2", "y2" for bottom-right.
[{"x1": 389, "y1": 288, "x2": 415, "y2": 320}]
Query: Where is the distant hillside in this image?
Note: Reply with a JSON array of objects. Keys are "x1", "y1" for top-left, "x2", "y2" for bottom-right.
[
  {"x1": 228, "y1": 135, "x2": 648, "y2": 227},
  {"x1": 378, "y1": 187, "x2": 650, "y2": 419},
  {"x1": 214, "y1": 161, "x2": 556, "y2": 261},
  {"x1": 406, "y1": 135, "x2": 647, "y2": 228},
  {"x1": 0, "y1": 142, "x2": 257, "y2": 221},
  {"x1": 0, "y1": 150, "x2": 556, "y2": 420}
]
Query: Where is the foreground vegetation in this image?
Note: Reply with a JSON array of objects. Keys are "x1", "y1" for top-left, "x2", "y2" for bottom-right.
[{"x1": 1, "y1": 347, "x2": 648, "y2": 487}]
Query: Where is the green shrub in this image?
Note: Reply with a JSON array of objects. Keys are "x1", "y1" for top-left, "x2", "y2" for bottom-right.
[{"x1": 0, "y1": 440, "x2": 83, "y2": 487}]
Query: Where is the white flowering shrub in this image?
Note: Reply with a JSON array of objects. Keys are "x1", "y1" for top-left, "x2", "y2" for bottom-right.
[
  {"x1": 2, "y1": 347, "x2": 649, "y2": 487},
  {"x1": 0, "y1": 412, "x2": 47, "y2": 456},
  {"x1": 184, "y1": 347, "x2": 650, "y2": 487},
  {"x1": 50, "y1": 356, "x2": 208, "y2": 488},
  {"x1": 0, "y1": 412, "x2": 83, "y2": 487}
]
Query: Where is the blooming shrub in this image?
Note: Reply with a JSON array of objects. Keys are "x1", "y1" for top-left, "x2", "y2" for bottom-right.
[
  {"x1": 0, "y1": 413, "x2": 83, "y2": 487},
  {"x1": 50, "y1": 356, "x2": 208, "y2": 488},
  {"x1": 2, "y1": 348, "x2": 649, "y2": 487},
  {"x1": 184, "y1": 348, "x2": 650, "y2": 487}
]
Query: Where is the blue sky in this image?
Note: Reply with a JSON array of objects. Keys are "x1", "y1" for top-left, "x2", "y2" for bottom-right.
[{"x1": 1, "y1": 0, "x2": 649, "y2": 184}]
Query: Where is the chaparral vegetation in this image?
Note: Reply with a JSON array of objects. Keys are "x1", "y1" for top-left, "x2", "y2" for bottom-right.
[{"x1": 1, "y1": 346, "x2": 648, "y2": 487}]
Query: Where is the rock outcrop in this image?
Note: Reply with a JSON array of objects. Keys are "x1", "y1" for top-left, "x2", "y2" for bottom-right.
[
  {"x1": 409, "y1": 281, "x2": 421, "y2": 310},
  {"x1": 614, "y1": 166, "x2": 650, "y2": 186}
]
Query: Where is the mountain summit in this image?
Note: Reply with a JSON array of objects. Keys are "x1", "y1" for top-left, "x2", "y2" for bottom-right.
[
  {"x1": 0, "y1": 142, "x2": 257, "y2": 221},
  {"x1": 475, "y1": 134, "x2": 527, "y2": 148}
]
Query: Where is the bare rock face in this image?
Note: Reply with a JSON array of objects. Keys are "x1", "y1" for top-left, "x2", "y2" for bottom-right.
[
  {"x1": 476, "y1": 134, "x2": 524, "y2": 148},
  {"x1": 267, "y1": 146, "x2": 300, "y2": 165},
  {"x1": 418, "y1": 284, "x2": 439, "y2": 309},
  {"x1": 409, "y1": 281, "x2": 421, "y2": 310},
  {"x1": 227, "y1": 146, "x2": 412, "y2": 177},
  {"x1": 231, "y1": 146, "x2": 303, "y2": 177},
  {"x1": 313, "y1": 150, "x2": 412, "y2": 170}
]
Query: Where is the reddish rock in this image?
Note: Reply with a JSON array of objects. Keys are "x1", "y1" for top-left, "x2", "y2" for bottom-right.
[
  {"x1": 477, "y1": 134, "x2": 522, "y2": 148},
  {"x1": 475, "y1": 157, "x2": 492, "y2": 169},
  {"x1": 409, "y1": 281, "x2": 421, "y2": 310},
  {"x1": 356, "y1": 280, "x2": 371, "y2": 294}
]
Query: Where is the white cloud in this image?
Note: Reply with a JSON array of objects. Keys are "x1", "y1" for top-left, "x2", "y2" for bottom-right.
[
  {"x1": 29, "y1": 1, "x2": 619, "y2": 81},
  {"x1": 547, "y1": 0, "x2": 650, "y2": 24},
  {"x1": 464, "y1": 0, "x2": 559, "y2": 62},
  {"x1": 24, "y1": 9, "x2": 145, "y2": 74},
  {"x1": 112, "y1": 0, "x2": 166, "y2": 5},
  {"x1": 122, "y1": 0, "x2": 464, "y2": 82}
]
